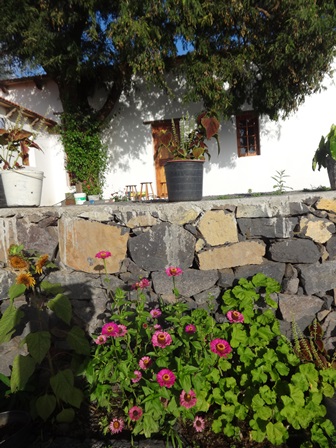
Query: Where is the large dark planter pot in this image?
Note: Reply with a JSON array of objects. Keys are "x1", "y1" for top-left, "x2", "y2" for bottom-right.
[
  {"x1": 327, "y1": 156, "x2": 336, "y2": 189},
  {"x1": 164, "y1": 160, "x2": 204, "y2": 202},
  {"x1": 0, "y1": 411, "x2": 31, "y2": 448}
]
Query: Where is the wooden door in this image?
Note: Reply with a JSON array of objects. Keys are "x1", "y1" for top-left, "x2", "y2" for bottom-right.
[{"x1": 151, "y1": 120, "x2": 179, "y2": 198}]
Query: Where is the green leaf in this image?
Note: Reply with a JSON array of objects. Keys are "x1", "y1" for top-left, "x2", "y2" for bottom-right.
[
  {"x1": 275, "y1": 361, "x2": 290, "y2": 376},
  {"x1": 211, "y1": 417, "x2": 223, "y2": 433},
  {"x1": 238, "y1": 346, "x2": 255, "y2": 365},
  {"x1": 10, "y1": 354, "x2": 36, "y2": 392},
  {"x1": 223, "y1": 422, "x2": 236, "y2": 438},
  {"x1": 8, "y1": 283, "x2": 26, "y2": 301},
  {"x1": 230, "y1": 325, "x2": 247, "y2": 348},
  {"x1": 56, "y1": 408, "x2": 75, "y2": 423},
  {"x1": 40, "y1": 280, "x2": 63, "y2": 296},
  {"x1": 50, "y1": 369, "x2": 74, "y2": 402},
  {"x1": 47, "y1": 294, "x2": 72, "y2": 325},
  {"x1": 259, "y1": 385, "x2": 276, "y2": 405},
  {"x1": 250, "y1": 418, "x2": 266, "y2": 443},
  {"x1": 266, "y1": 421, "x2": 288, "y2": 445},
  {"x1": 212, "y1": 387, "x2": 224, "y2": 404},
  {"x1": 25, "y1": 331, "x2": 51, "y2": 364},
  {"x1": 66, "y1": 326, "x2": 91, "y2": 355},
  {"x1": 143, "y1": 413, "x2": 159, "y2": 438},
  {"x1": 0, "y1": 373, "x2": 10, "y2": 388},
  {"x1": 180, "y1": 375, "x2": 192, "y2": 394},
  {"x1": 35, "y1": 394, "x2": 56, "y2": 421},
  {"x1": 206, "y1": 368, "x2": 220, "y2": 383},
  {"x1": 251, "y1": 368, "x2": 267, "y2": 383},
  {"x1": 289, "y1": 384, "x2": 305, "y2": 407},
  {"x1": 0, "y1": 304, "x2": 24, "y2": 343}
]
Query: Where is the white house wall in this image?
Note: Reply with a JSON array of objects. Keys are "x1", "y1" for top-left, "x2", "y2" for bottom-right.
[
  {"x1": 0, "y1": 79, "x2": 68, "y2": 206},
  {"x1": 0, "y1": 72, "x2": 333, "y2": 205},
  {"x1": 100, "y1": 75, "x2": 332, "y2": 198}
]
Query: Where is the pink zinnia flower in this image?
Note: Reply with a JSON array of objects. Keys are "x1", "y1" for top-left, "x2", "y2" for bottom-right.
[
  {"x1": 132, "y1": 278, "x2": 150, "y2": 290},
  {"x1": 154, "y1": 324, "x2": 161, "y2": 330},
  {"x1": 165, "y1": 266, "x2": 183, "y2": 277},
  {"x1": 95, "y1": 251, "x2": 112, "y2": 259},
  {"x1": 129, "y1": 406, "x2": 143, "y2": 421},
  {"x1": 94, "y1": 334, "x2": 107, "y2": 345},
  {"x1": 180, "y1": 390, "x2": 197, "y2": 408},
  {"x1": 227, "y1": 310, "x2": 244, "y2": 323},
  {"x1": 116, "y1": 324, "x2": 127, "y2": 337},
  {"x1": 210, "y1": 338, "x2": 232, "y2": 358},
  {"x1": 139, "y1": 356, "x2": 152, "y2": 370},
  {"x1": 185, "y1": 324, "x2": 196, "y2": 334},
  {"x1": 131, "y1": 370, "x2": 142, "y2": 383},
  {"x1": 157, "y1": 369, "x2": 176, "y2": 388},
  {"x1": 139, "y1": 278, "x2": 150, "y2": 289},
  {"x1": 150, "y1": 308, "x2": 162, "y2": 318},
  {"x1": 102, "y1": 322, "x2": 119, "y2": 337},
  {"x1": 109, "y1": 418, "x2": 124, "y2": 434},
  {"x1": 152, "y1": 331, "x2": 172, "y2": 348},
  {"x1": 193, "y1": 416, "x2": 205, "y2": 432}
]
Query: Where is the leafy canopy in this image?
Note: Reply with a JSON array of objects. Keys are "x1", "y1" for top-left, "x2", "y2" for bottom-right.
[{"x1": 0, "y1": 0, "x2": 335, "y2": 120}]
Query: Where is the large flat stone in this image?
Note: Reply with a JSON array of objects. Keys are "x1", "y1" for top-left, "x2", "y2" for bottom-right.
[
  {"x1": 59, "y1": 217, "x2": 129, "y2": 273},
  {"x1": 128, "y1": 222, "x2": 195, "y2": 271},
  {"x1": 197, "y1": 210, "x2": 238, "y2": 246},
  {"x1": 269, "y1": 239, "x2": 320, "y2": 263},
  {"x1": 198, "y1": 241, "x2": 265, "y2": 270},
  {"x1": 298, "y1": 260, "x2": 336, "y2": 294}
]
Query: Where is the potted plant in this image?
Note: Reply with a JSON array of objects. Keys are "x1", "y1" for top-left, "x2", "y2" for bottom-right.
[
  {"x1": 81, "y1": 178, "x2": 102, "y2": 202},
  {"x1": 157, "y1": 111, "x2": 220, "y2": 202},
  {"x1": 0, "y1": 115, "x2": 45, "y2": 207},
  {"x1": 312, "y1": 124, "x2": 336, "y2": 189}
]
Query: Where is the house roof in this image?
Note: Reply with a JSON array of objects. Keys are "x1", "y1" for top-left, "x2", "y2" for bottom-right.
[
  {"x1": 0, "y1": 96, "x2": 57, "y2": 128},
  {"x1": 0, "y1": 75, "x2": 49, "y2": 91}
]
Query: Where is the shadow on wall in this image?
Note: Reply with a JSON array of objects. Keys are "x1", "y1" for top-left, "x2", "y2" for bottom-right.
[{"x1": 101, "y1": 77, "x2": 244, "y2": 175}]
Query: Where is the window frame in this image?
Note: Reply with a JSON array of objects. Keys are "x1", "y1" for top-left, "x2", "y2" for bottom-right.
[{"x1": 235, "y1": 112, "x2": 260, "y2": 157}]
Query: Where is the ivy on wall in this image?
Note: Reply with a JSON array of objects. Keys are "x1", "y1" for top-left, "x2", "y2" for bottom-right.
[{"x1": 59, "y1": 112, "x2": 108, "y2": 195}]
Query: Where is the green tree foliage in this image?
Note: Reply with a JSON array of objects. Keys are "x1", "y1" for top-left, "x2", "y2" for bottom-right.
[{"x1": 0, "y1": 0, "x2": 335, "y2": 121}]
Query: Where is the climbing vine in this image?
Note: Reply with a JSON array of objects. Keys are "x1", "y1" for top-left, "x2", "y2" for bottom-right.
[{"x1": 59, "y1": 112, "x2": 108, "y2": 195}]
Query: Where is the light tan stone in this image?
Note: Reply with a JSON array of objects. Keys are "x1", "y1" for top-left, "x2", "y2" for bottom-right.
[
  {"x1": 59, "y1": 217, "x2": 129, "y2": 273},
  {"x1": 0, "y1": 217, "x2": 18, "y2": 263},
  {"x1": 169, "y1": 208, "x2": 199, "y2": 225},
  {"x1": 127, "y1": 214, "x2": 159, "y2": 228},
  {"x1": 316, "y1": 198, "x2": 336, "y2": 214},
  {"x1": 197, "y1": 241, "x2": 265, "y2": 270},
  {"x1": 300, "y1": 217, "x2": 333, "y2": 244},
  {"x1": 195, "y1": 238, "x2": 205, "y2": 252},
  {"x1": 197, "y1": 210, "x2": 238, "y2": 246}
]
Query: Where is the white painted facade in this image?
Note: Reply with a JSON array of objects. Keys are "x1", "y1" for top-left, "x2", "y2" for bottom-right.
[{"x1": 0, "y1": 71, "x2": 334, "y2": 206}]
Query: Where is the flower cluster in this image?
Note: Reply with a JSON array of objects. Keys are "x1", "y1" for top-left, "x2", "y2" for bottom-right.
[
  {"x1": 85, "y1": 260, "x2": 336, "y2": 448},
  {"x1": 7, "y1": 244, "x2": 54, "y2": 291}
]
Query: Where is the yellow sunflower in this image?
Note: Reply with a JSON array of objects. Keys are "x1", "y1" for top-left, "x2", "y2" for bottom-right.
[
  {"x1": 8, "y1": 255, "x2": 30, "y2": 271},
  {"x1": 35, "y1": 254, "x2": 49, "y2": 274},
  {"x1": 16, "y1": 272, "x2": 36, "y2": 288}
]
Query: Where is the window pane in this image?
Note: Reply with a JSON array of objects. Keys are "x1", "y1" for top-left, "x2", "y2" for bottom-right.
[{"x1": 235, "y1": 113, "x2": 260, "y2": 157}]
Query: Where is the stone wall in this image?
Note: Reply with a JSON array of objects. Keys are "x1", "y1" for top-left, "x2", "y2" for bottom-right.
[{"x1": 1, "y1": 191, "x2": 336, "y2": 373}]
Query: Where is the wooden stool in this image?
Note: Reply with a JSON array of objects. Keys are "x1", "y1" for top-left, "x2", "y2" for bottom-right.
[
  {"x1": 160, "y1": 181, "x2": 168, "y2": 198},
  {"x1": 139, "y1": 182, "x2": 155, "y2": 200},
  {"x1": 125, "y1": 185, "x2": 138, "y2": 200}
]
